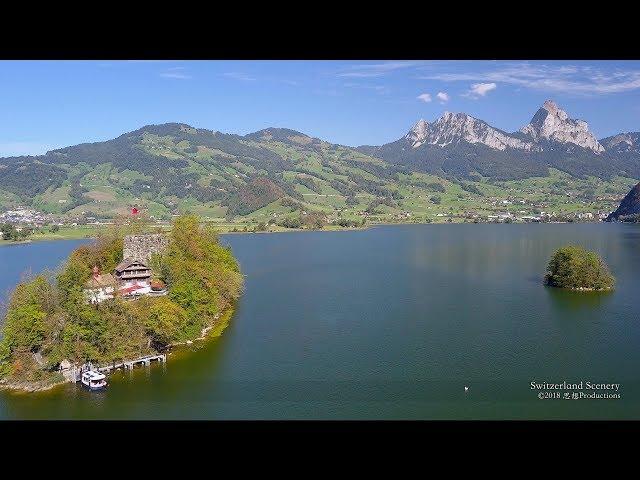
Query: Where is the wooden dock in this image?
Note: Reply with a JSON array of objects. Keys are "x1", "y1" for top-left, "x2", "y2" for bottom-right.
[
  {"x1": 97, "y1": 353, "x2": 167, "y2": 373},
  {"x1": 66, "y1": 353, "x2": 167, "y2": 382}
]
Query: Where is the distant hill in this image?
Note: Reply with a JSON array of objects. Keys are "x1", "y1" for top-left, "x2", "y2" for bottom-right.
[
  {"x1": 0, "y1": 122, "x2": 405, "y2": 219},
  {"x1": 0, "y1": 101, "x2": 639, "y2": 223}
]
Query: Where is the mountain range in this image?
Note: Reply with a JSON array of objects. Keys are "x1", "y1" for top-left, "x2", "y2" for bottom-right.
[
  {"x1": 358, "y1": 100, "x2": 639, "y2": 181},
  {"x1": 0, "y1": 100, "x2": 638, "y2": 221}
]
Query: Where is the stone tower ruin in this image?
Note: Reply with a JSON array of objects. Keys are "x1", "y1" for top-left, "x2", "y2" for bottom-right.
[{"x1": 123, "y1": 233, "x2": 169, "y2": 264}]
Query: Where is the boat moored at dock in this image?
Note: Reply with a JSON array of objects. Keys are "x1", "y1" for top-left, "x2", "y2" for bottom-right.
[{"x1": 81, "y1": 371, "x2": 107, "y2": 390}]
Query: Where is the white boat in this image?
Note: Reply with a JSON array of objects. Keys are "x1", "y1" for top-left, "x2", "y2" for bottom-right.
[{"x1": 81, "y1": 370, "x2": 107, "y2": 390}]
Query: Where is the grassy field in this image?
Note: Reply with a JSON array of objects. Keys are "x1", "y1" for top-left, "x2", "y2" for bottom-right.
[
  {"x1": 1, "y1": 221, "x2": 370, "y2": 243},
  {"x1": 28, "y1": 225, "x2": 108, "y2": 241}
]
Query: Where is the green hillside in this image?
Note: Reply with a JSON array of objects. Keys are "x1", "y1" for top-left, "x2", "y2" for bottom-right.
[{"x1": 0, "y1": 123, "x2": 636, "y2": 225}]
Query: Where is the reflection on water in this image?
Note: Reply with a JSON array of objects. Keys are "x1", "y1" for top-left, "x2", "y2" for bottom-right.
[{"x1": 545, "y1": 286, "x2": 614, "y2": 311}]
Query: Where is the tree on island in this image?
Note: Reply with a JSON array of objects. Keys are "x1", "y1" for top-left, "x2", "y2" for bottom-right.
[{"x1": 544, "y1": 245, "x2": 615, "y2": 291}]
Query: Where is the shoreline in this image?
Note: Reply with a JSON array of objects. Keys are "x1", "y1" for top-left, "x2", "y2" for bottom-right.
[
  {"x1": 0, "y1": 239, "x2": 33, "y2": 245},
  {"x1": 0, "y1": 220, "x2": 623, "y2": 245},
  {"x1": 0, "y1": 306, "x2": 237, "y2": 394},
  {"x1": 170, "y1": 306, "x2": 235, "y2": 347},
  {"x1": 0, "y1": 224, "x2": 370, "y2": 244},
  {"x1": 547, "y1": 285, "x2": 614, "y2": 292},
  {"x1": 0, "y1": 376, "x2": 67, "y2": 393}
]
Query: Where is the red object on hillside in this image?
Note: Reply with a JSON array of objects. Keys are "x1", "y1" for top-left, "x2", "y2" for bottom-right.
[{"x1": 131, "y1": 207, "x2": 139, "y2": 215}]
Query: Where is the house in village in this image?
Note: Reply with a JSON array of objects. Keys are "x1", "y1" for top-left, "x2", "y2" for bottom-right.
[{"x1": 82, "y1": 233, "x2": 168, "y2": 303}]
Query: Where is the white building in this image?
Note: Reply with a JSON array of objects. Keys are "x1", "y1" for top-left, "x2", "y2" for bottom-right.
[{"x1": 83, "y1": 267, "x2": 117, "y2": 304}]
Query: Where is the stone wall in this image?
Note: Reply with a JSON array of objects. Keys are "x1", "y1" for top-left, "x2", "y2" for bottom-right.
[{"x1": 123, "y1": 234, "x2": 169, "y2": 264}]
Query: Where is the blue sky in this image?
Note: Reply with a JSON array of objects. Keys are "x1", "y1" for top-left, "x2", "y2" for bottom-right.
[{"x1": 0, "y1": 60, "x2": 639, "y2": 156}]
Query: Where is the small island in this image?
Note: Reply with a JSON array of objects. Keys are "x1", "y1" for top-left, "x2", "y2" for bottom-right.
[
  {"x1": 0, "y1": 214, "x2": 243, "y2": 392},
  {"x1": 544, "y1": 245, "x2": 615, "y2": 291}
]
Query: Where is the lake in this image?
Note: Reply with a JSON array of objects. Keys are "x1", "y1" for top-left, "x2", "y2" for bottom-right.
[{"x1": 1, "y1": 224, "x2": 639, "y2": 419}]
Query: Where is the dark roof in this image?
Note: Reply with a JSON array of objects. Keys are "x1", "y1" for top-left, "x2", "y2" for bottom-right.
[{"x1": 114, "y1": 258, "x2": 148, "y2": 273}]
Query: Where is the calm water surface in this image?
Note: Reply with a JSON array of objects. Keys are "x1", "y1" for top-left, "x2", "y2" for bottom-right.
[{"x1": 1, "y1": 224, "x2": 639, "y2": 419}]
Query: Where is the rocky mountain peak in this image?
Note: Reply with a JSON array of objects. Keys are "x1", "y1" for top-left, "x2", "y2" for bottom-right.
[
  {"x1": 541, "y1": 100, "x2": 566, "y2": 119},
  {"x1": 520, "y1": 100, "x2": 605, "y2": 153},
  {"x1": 413, "y1": 118, "x2": 429, "y2": 130},
  {"x1": 405, "y1": 119, "x2": 430, "y2": 147},
  {"x1": 410, "y1": 111, "x2": 537, "y2": 151},
  {"x1": 601, "y1": 132, "x2": 640, "y2": 153}
]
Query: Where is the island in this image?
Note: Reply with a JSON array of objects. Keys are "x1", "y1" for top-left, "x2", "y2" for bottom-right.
[
  {"x1": 544, "y1": 245, "x2": 615, "y2": 291},
  {"x1": 0, "y1": 214, "x2": 243, "y2": 392}
]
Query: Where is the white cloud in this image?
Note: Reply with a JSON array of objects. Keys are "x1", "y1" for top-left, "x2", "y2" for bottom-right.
[
  {"x1": 338, "y1": 62, "x2": 419, "y2": 78},
  {"x1": 160, "y1": 67, "x2": 192, "y2": 80},
  {"x1": 222, "y1": 72, "x2": 256, "y2": 82},
  {"x1": 417, "y1": 93, "x2": 432, "y2": 103},
  {"x1": 127, "y1": 60, "x2": 173, "y2": 63},
  {"x1": 344, "y1": 83, "x2": 390, "y2": 95},
  {"x1": 465, "y1": 82, "x2": 497, "y2": 98},
  {"x1": 160, "y1": 72, "x2": 192, "y2": 80},
  {"x1": 420, "y1": 63, "x2": 640, "y2": 96},
  {"x1": 436, "y1": 91, "x2": 449, "y2": 103}
]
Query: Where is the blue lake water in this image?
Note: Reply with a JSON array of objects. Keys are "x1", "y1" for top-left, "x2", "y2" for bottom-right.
[{"x1": 0, "y1": 224, "x2": 639, "y2": 419}]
